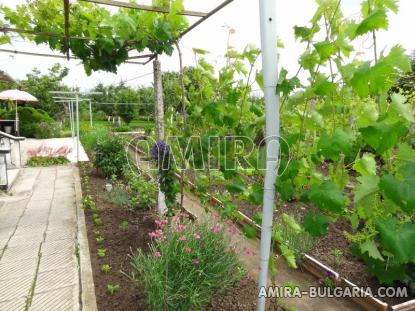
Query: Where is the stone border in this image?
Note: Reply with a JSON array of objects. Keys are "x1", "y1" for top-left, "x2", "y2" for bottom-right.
[{"x1": 73, "y1": 164, "x2": 98, "y2": 311}]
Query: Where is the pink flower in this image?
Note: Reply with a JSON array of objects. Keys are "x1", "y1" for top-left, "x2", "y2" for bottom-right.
[
  {"x1": 179, "y1": 235, "x2": 187, "y2": 241},
  {"x1": 155, "y1": 219, "x2": 167, "y2": 230},
  {"x1": 184, "y1": 247, "x2": 192, "y2": 253},
  {"x1": 148, "y1": 229, "x2": 165, "y2": 240},
  {"x1": 154, "y1": 252, "x2": 161, "y2": 257},
  {"x1": 211, "y1": 223, "x2": 221, "y2": 233},
  {"x1": 193, "y1": 233, "x2": 201, "y2": 240},
  {"x1": 192, "y1": 258, "x2": 199, "y2": 265},
  {"x1": 175, "y1": 224, "x2": 187, "y2": 232}
]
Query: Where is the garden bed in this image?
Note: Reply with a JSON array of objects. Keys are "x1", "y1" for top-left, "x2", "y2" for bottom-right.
[{"x1": 80, "y1": 164, "x2": 281, "y2": 311}]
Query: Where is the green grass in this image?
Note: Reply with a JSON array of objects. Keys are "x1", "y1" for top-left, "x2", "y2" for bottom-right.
[{"x1": 26, "y1": 156, "x2": 69, "y2": 167}]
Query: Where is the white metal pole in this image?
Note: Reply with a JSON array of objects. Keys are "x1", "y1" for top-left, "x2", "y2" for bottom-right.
[
  {"x1": 257, "y1": 0, "x2": 280, "y2": 309},
  {"x1": 89, "y1": 100, "x2": 93, "y2": 127},
  {"x1": 76, "y1": 94, "x2": 80, "y2": 163},
  {"x1": 69, "y1": 101, "x2": 74, "y2": 139}
]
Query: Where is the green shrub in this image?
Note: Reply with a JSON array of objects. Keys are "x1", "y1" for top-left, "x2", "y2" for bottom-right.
[
  {"x1": 26, "y1": 155, "x2": 69, "y2": 167},
  {"x1": 94, "y1": 135, "x2": 126, "y2": 177},
  {"x1": 130, "y1": 218, "x2": 241, "y2": 310},
  {"x1": 80, "y1": 123, "x2": 108, "y2": 153},
  {"x1": 123, "y1": 170, "x2": 157, "y2": 209},
  {"x1": 1, "y1": 107, "x2": 56, "y2": 138}
]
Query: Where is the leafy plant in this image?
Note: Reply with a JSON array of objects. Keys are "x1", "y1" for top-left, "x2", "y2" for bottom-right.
[
  {"x1": 97, "y1": 249, "x2": 106, "y2": 258},
  {"x1": 107, "y1": 283, "x2": 120, "y2": 295},
  {"x1": 100, "y1": 264, "x2": 112, "y2": 273},
  {"x1": 95, "y1": 235, "x2": 104, "y2": 244},
  {"x1": 130, "y1": 218, "x2": 241, "y2": 310},
  {"x1": 94, "y1": 134, "x2": 126, "y2": 178}
]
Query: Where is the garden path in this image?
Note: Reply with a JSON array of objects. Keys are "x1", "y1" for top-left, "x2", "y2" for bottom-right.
[{"x1": 0, "y1": 165, "x2": 96, "y2": 311}]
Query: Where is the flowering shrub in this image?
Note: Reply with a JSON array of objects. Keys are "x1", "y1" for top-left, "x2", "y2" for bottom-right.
[
  {"x1": 27, "y1": 144, "x2": 72, "y2": 158},
  {"x1": 129, "y1": 216, "x2": 242, "y2": 310}
]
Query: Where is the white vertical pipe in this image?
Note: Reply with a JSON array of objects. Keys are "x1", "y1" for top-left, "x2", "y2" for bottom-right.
[
  {"x1": 89, "y1": 100, "x2": 93, "y2": 128},
  {"x1": 76, "y1": 94, "x2": 80, "y2": 163},
  {"x1": 257, "y1": 0, "x2": 280, "y2": 310}
]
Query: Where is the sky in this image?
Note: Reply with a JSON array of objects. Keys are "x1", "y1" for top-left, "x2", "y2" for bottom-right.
[{"x1": 0, "y1": 0, "x2": 414, "y2": 90}]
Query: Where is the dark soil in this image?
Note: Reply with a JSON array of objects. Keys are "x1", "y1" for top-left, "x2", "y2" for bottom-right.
[{"x1": 82, "y1": 168, "x2": 156, "y2": 311}]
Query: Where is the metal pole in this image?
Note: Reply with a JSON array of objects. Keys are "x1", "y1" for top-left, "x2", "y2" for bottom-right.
[
  {"x1": 89, "y1": 100, "x2": 93, "y2": 127},
  {"x1": 257, "y1": 0, "x2": 280, "y2": 309},
  {"x1": 69, "y1": 100, "x2": 75, "y2": 148},
  {"x1": 76, "y1": 94, "x2": 80, "y2": 163}
]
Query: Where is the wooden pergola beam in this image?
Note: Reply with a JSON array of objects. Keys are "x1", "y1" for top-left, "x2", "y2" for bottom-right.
[{"x1": 79, "y1": 0, "x2": 208, "y2": 18}]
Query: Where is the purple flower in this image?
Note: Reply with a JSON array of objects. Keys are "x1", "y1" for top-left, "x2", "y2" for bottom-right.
[{"x1": 151, "y1": 140, "x2": 170, "y2": 162}]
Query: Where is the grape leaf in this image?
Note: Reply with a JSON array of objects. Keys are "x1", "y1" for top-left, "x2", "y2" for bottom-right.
[
  {"x1": 353, "y1": 153, "x2": 377, "y2": 176},
  {"x1": 314, "y1": 41, "x2": 335, "y2": 62},
  {"x1": 379, "y1": 169, "x2": 415, "y2": 214},
  {"x1": 303, "y1": 211, "x2": 330, "y2": 237},
  {"x1": 376, "y1": 217, "x2": 415, "y2": 264},
  {"x1": 354, "y1": 9, "x2": 388, "y2": 38},
  {"x1": 317, "y1": 129, "x2": 352, "y2": 161},
  {"x1": 354, "y1": 175, "x2": 380, "y2": 217},
  {"x1": 305, "y1": 181, "x2": 347, "y2": 213},
  {"x1": 359, "y1": 239, "x2": 384, "y2": 261},
  {"x1": 388, "y1": 93, "x2": 414, "y2": 123},
  {"x1": 397, "y1": 143, "x2": 415, "y2": 164},
  {"x1": 359, "y1": 120, "x2": 407, "y2": 155}
]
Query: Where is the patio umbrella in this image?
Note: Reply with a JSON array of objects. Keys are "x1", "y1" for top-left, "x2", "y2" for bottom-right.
[{"x1": 0, "y1": 89, "x2": 38, "y2": 136}]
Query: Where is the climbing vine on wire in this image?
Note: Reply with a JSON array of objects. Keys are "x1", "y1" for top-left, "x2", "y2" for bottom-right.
[{"x1": 0, "y1": 0, "x2": 188, "y2": 74}]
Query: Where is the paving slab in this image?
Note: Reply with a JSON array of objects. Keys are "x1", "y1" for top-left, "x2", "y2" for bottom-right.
[{"x1": 0, "y1": 164, "x2": 95, "y2": 310}]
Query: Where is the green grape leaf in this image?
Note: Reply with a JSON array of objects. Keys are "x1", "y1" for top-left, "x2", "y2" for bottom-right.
[
  {"x1": 360, "y1": 120, "x2": 407, "y2": 154},
  {"x1": 354, "y1": 175, "x2": 380, "y2": 206},
  {"x1": 379, "y1": 171, "x2": 415, "y2": 214},
  {"x1": 314, "y1": 41, "x2": 335, "y2": 62},
  {"x1": 294, "y1": 25, "x2": 319, "y2": 42},
  {"x1": 192, "y1": 48, "x2": 209, "y2": 55},
  {"x1": 354, "y1": 9, "x2": 388, "y2": 38},
  {"x1": 359, "y1": 239, "x2": 384, "y2": 261},
  {"x1": 303, "y1": 211, "x2": 330, "y2": 237},
  {"x1": 353, "y1": 153, "x2": 377, "y2": 176},
  {"x1": 388, "y1": 93, "x2": 414, "y2": 123},
  {"x1": 317, "y1": 129, "x2": 352, "y2": 161},
  {"x1": 356, "y1": 103, "x2": 379, "y2": 128},
  {"x1": 305, "y1": 181, "x2": 347, "y2": 214},
  {"x1": 397, "y1": 143, "x2": 415, "y2": 164},
  {"x1": 277, "y1": 181, "x2": 295, "y2": 202},
  {"x1": 376, "y1": 217, "x2": 415, "y2": 264},
  {"x1": 299, "y1": 50, "x2": 319, "y2": 72},
  {"x1": 313, "y1": 75, "x2": 337, "y2": 96}
]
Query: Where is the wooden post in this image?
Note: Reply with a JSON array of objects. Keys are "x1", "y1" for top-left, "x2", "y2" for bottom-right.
[
  {"x1": 153, "y1": 57, "x2": 167, "y2": 216},
  {"x1": 153, "y1": 58, "x2": 165, "y2": 140}
]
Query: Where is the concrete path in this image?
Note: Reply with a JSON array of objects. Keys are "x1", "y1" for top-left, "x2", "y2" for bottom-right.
[{"x1": 0, "y1": 165, "x2": 96, "y2": 311}]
